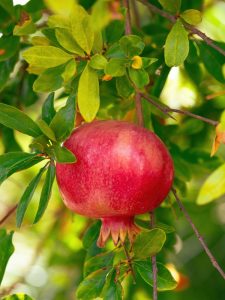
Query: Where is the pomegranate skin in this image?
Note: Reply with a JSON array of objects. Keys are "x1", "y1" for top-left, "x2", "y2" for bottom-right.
[{"x1": 56, "y1": 120, "x2": 174, "y2": 219}]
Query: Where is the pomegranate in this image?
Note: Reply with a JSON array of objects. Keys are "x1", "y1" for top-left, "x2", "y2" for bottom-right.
[{"x1": 56, "y1": 120, "x2": 174, "y2": 247}]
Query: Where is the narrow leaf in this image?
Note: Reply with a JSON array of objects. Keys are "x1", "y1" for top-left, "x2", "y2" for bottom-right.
[
  {"x1": 0, "y1": 230, "x2": 14, "y2": 285},
  {"x1": 22, "y1": 46, "x2": 73, "y2": 68},
  {"x1": 0, "y1": 152, "x2": 44, "y2": 185},
  {"x1": 16, "y1": 165, "x2": 47, "y2": 227},
  {"x1": 135, "y1": 260, "x2": 177, "y2": 291},
  {"x1": 52, "y1": 145, "x2": 76, "y2": 163},
  {"x1": 164, "y1": 20, "x2": 189, "y2": 67},
  {"x1": 0, "y1": 103, "x2": 41, "y2": 137},
  {"x1": 37, "y1": 119, "x2": 56, "y2": 141},
  {"x1": 34, "y1": 162, "x2": 55, "y2": 223},
  {"x1": 133, "y1": 229, "x2": 166, "y2": 259},
  {"x1": 42, "y1": 93, "x2": 56, "y2": 125},
  {"x1": 50, "y1": 94, "x2": 75, "y2": 141},
  {"x1": 78, "y1": 64, "x2": 100, "y2": 122},
  {"x1": 197, "y1": 163, "x2": 225, "y2": 205}
]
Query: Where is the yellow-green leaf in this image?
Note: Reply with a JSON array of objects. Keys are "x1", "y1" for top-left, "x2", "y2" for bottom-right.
[
  {"x1": 70, "y1": 5, "x2": 94, "y2": 54},
  {"x1": 78, "y1": 64, "x2": 100, "y2": 122},
  {"x1": 44, "y1": 0, "x2": 76, "y2": 15},
  {"x1": 55, "y1": 28, "x2": 84, "y2": 55},
  {"x1": 13, "y1": 18, "x2": 36, "y2": 36},
  {"x1": 180, "y1": 9, "x2": 202, "y2": 25},
  {"x1": 197, "y1": 163, "x2": 225, "y2": 205},
  {"x1": 22, "y1": 46, "x2": 73, "y2": 68},
  {"x1": 164, "y1": 20, "x2": 189, "y2": 67}
]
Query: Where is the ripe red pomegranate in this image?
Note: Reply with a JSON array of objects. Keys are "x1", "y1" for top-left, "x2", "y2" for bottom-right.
[{"x1": 56, "y1": 120, "x2": 174, "y2": 247}]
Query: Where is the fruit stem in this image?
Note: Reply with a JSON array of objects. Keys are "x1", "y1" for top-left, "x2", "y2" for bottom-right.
[{"x1": 121, "y1": 242, "x2": 136, "y2": 284}]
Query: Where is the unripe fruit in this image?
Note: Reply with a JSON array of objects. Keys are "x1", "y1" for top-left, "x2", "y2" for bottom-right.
[{"x1": 56, "y1": 120, "x2": 174, "y2": 247}]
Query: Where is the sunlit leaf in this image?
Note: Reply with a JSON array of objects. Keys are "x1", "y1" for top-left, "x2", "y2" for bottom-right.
[
  {"x1": 89, "y1": 54, "x2": 108, "y2": 70},
  {"x1": 164, "y1": 20, "x2": 189, "y2": 67},
  {"x1": 0, "y1": 230, "x2": 14, "y2": 285},
  {"x1": 158, "y1": 0, "x2": 181, "y2": 13},
  {"x1": 180, "y1": 9, "x2": 202, "y2": 25},
  {"x1": 78, "y1": 64, "x2": 100, "y2": 122},
  {"x1": 197, "y1": 163, "x2": 225, "y2": 205},
  {"x1": 2, "y1": 294, "x2": 34, "y2": 300},
  {"x1": 22, "y1": 46, "x2": 73, "y2": 68},
  {"x1": 55, "y1": 28, "x2": 84, "y2": 55}
]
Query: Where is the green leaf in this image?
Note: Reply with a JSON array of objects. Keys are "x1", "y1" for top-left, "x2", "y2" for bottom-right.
[
  {"x1": 22, "y1": 46, "x2": 73, "y2": 68},
  {"x1": 70, "y1": 5, "x2": 94, "y2": 54},
  {"x1": 89, "y1": 54, "x2": 107, "y2": 70},
  {"x1": 0, "y1": 0, "x2": 14, "y2": 17},
  {"x1": 78, "y1": 64, "x2": 100, "y2": 122},
  {"x1": 44, "y1": 0, "x2": 75, "y2": 15},
  {"x1": 16, "y1": 164, "x2": 47, "y2": 227},
  {"x1": 92, "y1": 31, "x2": 103, "y2": 54},
  {"x1": 0, "y1": 103, "x2": 41, "y2": 137},
  {"x1": 105, "y1": 58, "x2": 127, "y2": 77},
  {"x1": 119, "y1": 35, "x2": 145, "y2": 57},
  {"x1": 47, "y1": 15, "x2": 70, "y2": 30},
  {"x1": 37, "y1": 119, "x2": 56, "y2": 141},
  {"x1": 76, "y1": 269, "x2": 111, "y2": 300},
  {"x1": 197, "y1": 163, "x2": 225, "y2": 205},
  {"x1": 133, "y1": 229, "x2": 166, "y2": 259},
  {"x1": 158, "y1": 0, "x2": 181, "y2": 13},
  {"x1": 0, "y1": 230, "x2": 14, "y2": 285},
  {"x1": 83, "y1": 221, "x2": 101, "y2": 249},
  {"x1": 198, "y1": 43, "x2": 225, "y2": 83},
  {"x1": 55, "y1": 28, "x2": 84, "y2": 55},
  {"x1": 34, "y1": 162, "x2": 56, "y2": 223},
  {"x1": 164, "y1": 20, "x2": 189, "y2": 67},
  {"x1": 116, "y1": 76, "x2": 134, "y2": 98},
  {"x1": 50, "y1": 94, "x2": 75, "y2": 141},
  {"x1": 84, "y1": 251, "x2": 115, "y2": 277},
  {"x1": 51, "y1": 145, "x2": 76, "y2": 163},
  {"x1": 91, "y1": 0, "x2": 111, "y2": 31},
  {"x1": 2, "y1": 127, "x2": 22, "y2": 152},
  {"x1": 1, "y1": 294, "x2": 34, "y2": 300},
  {"x1": 0, "y1": 57, "x2": 17, "y2": 91},
  {"x1": 62, "y1": 59, "x2": 76, "y2": 83},
  {"x1": 13, "y1": 17, "x2": 36, "y2": 36},
  {"x1": 0, "y1": 36, "x2": 19, "y2": 62},
  {"x1": 42, "y1": 93, "x2": 56, "y2": 125},
  {"x1": 142, "y1": 57, "x2": 158, "y2": 69},
  {"x1": 33, "y1": 64, "x2": 64, "y2": 93},
  {"x1": 180, "y1": 9, "x2": 202, "y2": 25},
  {"x1": 136, "y1": 219, "x2": 175, "y2": 234},
  {"x1": 0, "y1": 152, "x2": 44, "y2": 184},
  {"x1": 101, "y1": 270, "x2": 123, "y2": 300},
  {"x1": 135, "y1": 260, "x2": 177, "y2": 291},
  {"x1": 128, "y1": 68, "x2": 149, "y2": 89}
]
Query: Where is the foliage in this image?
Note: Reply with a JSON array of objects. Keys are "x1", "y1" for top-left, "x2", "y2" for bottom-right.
[{"x1": 0, "y1": 0, "x2": 225, "y2": 300}]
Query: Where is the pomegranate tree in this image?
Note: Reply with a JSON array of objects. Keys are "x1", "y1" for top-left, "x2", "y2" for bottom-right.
[{"x1": 56, "y1": 120, "x2": 174, "y2": 247}]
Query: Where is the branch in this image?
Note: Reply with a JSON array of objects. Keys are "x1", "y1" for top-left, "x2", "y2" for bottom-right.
[
  {"x1": 140, "y1": 92, "x2": 219, "y2": 127},
  {"x1": 150, "y1": 211, "x2": 158, "y2": 300},
  {"x1": 135, "y1": 92, "x2": 144, "y2": 126},
  {"x1": 137, "y1": 0, "x2": 225, "y2": 57},
  {"x1": 131, "y1": 0, "x2": 141, "y2": 29},
  {"x1": 0, "y1": 204, "x2": 18, "y2": 226},
  {"x1": 123, "y1": 0, "x2": 132, "y2": 35},
  {"x1": 122, "y1": 242, "x2": 136, "y2": 284},
  {"x1": 171, "y1": 188, "x2": 225, "y2": 280}
]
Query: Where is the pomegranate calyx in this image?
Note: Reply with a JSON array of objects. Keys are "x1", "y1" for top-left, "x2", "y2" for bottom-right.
[{"x1": 97, "y1": 216, "x2": 140, "y2": 248}]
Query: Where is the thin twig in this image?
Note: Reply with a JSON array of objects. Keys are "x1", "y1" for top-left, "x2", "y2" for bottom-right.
[
  {"x1": 140, "y1": 92, "x2": 219, "y2": 127},
  {"x1": 0, "y1": 204, "x2": 18, "y2": 226},
  {"x1": 150, "y1": 211, "x2": 158, "y2": 300},
  {"x1": 131, "y1": 0, "x2": 141, "y2": 29},
  {"x1": 135, "y1": 92, "x2": 144, "y2": 126},
  {"x1": 122, "y1": 242, "x2": 136, "y2": 284},
  {"x1": 171, "y1": 187, "x2": 225, "y2": 280},
  {"x1": 123, "y1": 0, "x2": 132, "y2": 35},
  {"x1": 137, "y1": 0, "x2": 225, "y2": 57}
]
